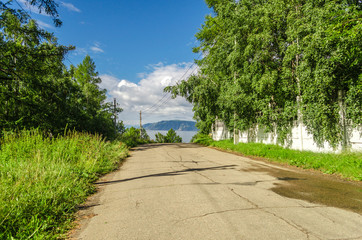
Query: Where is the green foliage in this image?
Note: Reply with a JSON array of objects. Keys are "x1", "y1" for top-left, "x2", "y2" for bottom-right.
[
  {"x1": 0, "y1": 0, "x2": 62, "y2": 27},
  {"x1": 141, "y1": 128, "x2": 150, "y2": 141},
  {"x1": 155, "y1": 128, "x2": 182, "y2": 143},
  {"x1": 0, "y1": 1, "x2": 122, "y2": 140},
  {"x1": 166, "y1": 0, "x2": 362, "y2": 148},
  {"x1": 120, "y1": 127, "x2": 150, "y2": 147},
  {"x1": 155, "y1": 132, "x2": 165, "y2": 143},
  {"x1": 0, "y1": 129, "x2": 128, "y2": 239},
  {"x1": 64, "y1": 56, "x2": 123, "y2": 139},
  {"x1": 0, "y1": 7, "x2": 73, "y2": 132},
  {"x1": 191, "y1": 133, "x2": 213, "y2": 145},
  {"x1": 117, "y1": 121, "x2": 126, "y2": 136},
  {"x1": 193, "y1": 136, "x2": 362, "y2": 181}
]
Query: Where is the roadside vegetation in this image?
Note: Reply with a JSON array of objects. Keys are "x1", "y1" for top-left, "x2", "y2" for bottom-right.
[
  {"x1": 0, "y1": 1, "x2": 153, "y2": 238},
  {"x1": 0, "y1": 129, "x2": 129, "y2": 239},
  {"x1": 193, "y1": 134, "x2": 362, "y2": 181},
  {"x1": 166, "y1": 0, "x2": 361, "y2": 149},
  {"x1": 0, "y1": 2, "x2": 136, "y2": 237},
  {"x1": 120, "y1": 127, "x2": 151, "y2": 147},
  {"x1": 155, "y1": 128, "x2": 182, "y2": 143}
]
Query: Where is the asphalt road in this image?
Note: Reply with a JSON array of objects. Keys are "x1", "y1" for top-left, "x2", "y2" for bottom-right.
[{"x1": 71, "y1": 143, "x2": 362, "y2": 240}]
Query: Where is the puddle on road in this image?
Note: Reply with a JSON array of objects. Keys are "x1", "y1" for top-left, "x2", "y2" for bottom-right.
[{"x1": 241, "y1": 164, "x2": 362, "y2": 214}]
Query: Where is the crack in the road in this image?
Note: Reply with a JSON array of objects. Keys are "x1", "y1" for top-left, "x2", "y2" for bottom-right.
[
  {"x1": 163, "y1": 147, "x2": 359, "y2": 240},
  {"x1": 181, "y1": 161, "x2": 321, "y2": 239},
  {"x1": 229, "y1": 185, "x2": 318, "y2": 239},
  {"x1": 315, "y1": 210, "x2": 338, "y2": 225},
  {"x1": 175, "y1": 205, "x2": 327, "y2": 224},
  {"x1": 281, "y1": 218, "x2": 318, "y2": 240},
  {"x1": 174, "y1": 208, "x2": 257, "y2": 223},
  {"x1": 228, "y1": 187, "x2": 259, "y2": 208},
  {"x1": 72, "y1": 144, "x2": 362, "y2": 240},
  {"x1": 229, "y1": 183, "x2": 322, "y2": 239}
]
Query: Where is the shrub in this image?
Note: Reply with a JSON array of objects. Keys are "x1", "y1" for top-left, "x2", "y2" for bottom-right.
[
  {"x1": 155, "y1": 129, "x2": 182, "y2": 143},
  {"x1": 120, "y1": 127, "x2": 150, "y2": 147}
]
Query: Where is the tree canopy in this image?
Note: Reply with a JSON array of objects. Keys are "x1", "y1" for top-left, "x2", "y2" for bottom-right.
[
  {"x1": 0, "y1": 0, "x2": 122, "y2": 139},
  {"x1": 166, "y1": 0, "x2": 361, "y2": 148}
]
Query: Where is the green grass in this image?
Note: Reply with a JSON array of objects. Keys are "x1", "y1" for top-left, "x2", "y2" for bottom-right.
[
  {"x1": 193, "y1": 135, "x2": 362, "y2": 181},
  {"x1": 0, "y1": 129, "x2": 129, "y2": 239}
]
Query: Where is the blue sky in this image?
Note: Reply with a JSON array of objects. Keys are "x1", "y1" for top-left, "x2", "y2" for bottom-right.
[{"x1": 19, "y1": 0, "x2": 211, "y2": 126}]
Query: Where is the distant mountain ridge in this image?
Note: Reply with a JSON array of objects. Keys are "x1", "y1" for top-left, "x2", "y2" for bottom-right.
[{"x1": 143, "y1": 120, "x2": 197, "y2": 131}]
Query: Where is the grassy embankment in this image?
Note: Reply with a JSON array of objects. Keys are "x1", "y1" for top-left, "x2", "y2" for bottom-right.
[
  {"x1": 193, "y1": 134, "x2": 362, "y2": 181},
  {"x1": 0, "y1": 129, "x2": 129, "y2": 239}
]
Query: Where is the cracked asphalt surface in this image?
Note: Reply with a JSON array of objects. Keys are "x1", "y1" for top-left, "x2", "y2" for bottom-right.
[{"x1": 71, "y1": 143, "x2": 362, "y2": 240}]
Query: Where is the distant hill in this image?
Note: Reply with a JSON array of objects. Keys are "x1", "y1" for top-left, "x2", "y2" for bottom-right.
[{"x1": 143, "y1": 120, "x2": 197, "y2": 131}]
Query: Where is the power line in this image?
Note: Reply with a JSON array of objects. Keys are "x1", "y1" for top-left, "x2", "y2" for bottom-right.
[
  {"x1": 142, "y1": 52, "x2": 202, "y2": 114},
  {"x1": 14, "y1": 0, "x2": 27, "y2": 13},
  {"x1": 65, "y1": 56, "x2": 74, "y2": 66},
  {"x1": 142, "y1": 91, "x2": 171, "y2": 113},
  {"x1": 143, "y1": 40, "x2": 226, "y2": 115},
  {"x1": 142, "y1": 64, "x2": 199, "y2": 115},
  {"x1": 143, "y1": 64, "x2": 199, "y2": 114}
]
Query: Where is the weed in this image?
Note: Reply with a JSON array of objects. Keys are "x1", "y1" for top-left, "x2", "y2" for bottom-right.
[{"x1": 0, "y1": 129, "x2": 128, "y2": 239}]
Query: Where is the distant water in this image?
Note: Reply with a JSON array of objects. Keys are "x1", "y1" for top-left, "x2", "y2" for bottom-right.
[{"x1": 145, "y1": 130, "x2": 198, "y2": 143}]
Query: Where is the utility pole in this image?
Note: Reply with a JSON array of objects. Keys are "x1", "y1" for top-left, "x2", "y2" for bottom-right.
[
  {"x1": 139, "y1": 110, "x2": 142, "y2": 129},
  {"x1": 114, "y1": 98, "x2": 117, "y2": 135},
  {"x1": 139, "y1": 110, "x2": 143, "y2": 138}
]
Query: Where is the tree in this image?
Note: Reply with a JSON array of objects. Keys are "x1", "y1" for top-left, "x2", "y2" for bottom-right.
[
  {"x1": 166, "y1": 0, "x2": 362, "y2": 148},
  {"x1": 0, "y1": 2, "x2": 122, "y2": 139},
  {"x1": 117, "y1": 121, "x2": 126, "y2": 136},
  {"x1": 155, "y1": 132, "x2": 165, "y2": 143},
  {"x1": 0, "y1": 0, "x2": 62, "y2": 27},
  {"x1": 155, "y1": 129, "x2": 182, "y2": 143},
  {"x1": 67, "y1": 55, "x2": 123, "y2": 139},
  {"x1": 140, "y1": 128, "x2": 150, "y2": 141},
  {"x1": 0, "y1": 5, "x2": 73, "y2": 133},
  {"x1": 120, "y1": 127, "x2": 149, "y2": 147}
]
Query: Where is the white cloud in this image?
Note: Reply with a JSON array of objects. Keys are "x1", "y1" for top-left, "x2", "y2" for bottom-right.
[
  {"x1": 99, "y1": 63, "x2": 198, "y2": 125},
  {"x1": 18, "y1": 0, "x2": 49, "y2": 16},
  {"x1": 91, "y1": 42, "x2": 104, "y2": 53},
  {"x1": 35, "y1": 20, "x2": 54, "y2": 29},
  {"x1": 60, "y1": 2, "x2": 81, "y2": 12},
  {"x1": 72, "y1": 47, "x2": 87, "y2": 56},
  {"x1": 98, "y1": 74, "x2": 119, "y2": 90},
  {"x1": 117, "y1": 80, "x2": 137, "y2": 88},
  {"x1": 90, "y1": 46, "x2": 104, "y2": 53}
]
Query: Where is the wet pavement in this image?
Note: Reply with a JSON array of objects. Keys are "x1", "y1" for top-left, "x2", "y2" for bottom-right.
[{"x1": 241, "y1": 163, "x2": 362, "y2": 214}]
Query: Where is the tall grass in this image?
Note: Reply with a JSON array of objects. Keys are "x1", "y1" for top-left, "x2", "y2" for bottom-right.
[
  {"x1": 194, "y1": 135, "x2": 362, "y2": 181},
  {"x1": 0, "y1": 129, "x2": 128, "y2": 239}
]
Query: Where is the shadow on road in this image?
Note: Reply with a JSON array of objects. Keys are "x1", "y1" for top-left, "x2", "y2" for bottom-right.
[{"x1": 95, "y1": 165, "x2": 237, "y2": 185}]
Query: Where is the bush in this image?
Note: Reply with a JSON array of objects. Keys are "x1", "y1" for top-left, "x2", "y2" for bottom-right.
[
  {"x1": 191, "y1": 133, "x2": 213, "y2": 145},
  {"x1": 120, "y1": 127, "x2": 150, "y2": 147},
  {"x1": 155, "y1": 129, "x2": 182, "y2": 143}
]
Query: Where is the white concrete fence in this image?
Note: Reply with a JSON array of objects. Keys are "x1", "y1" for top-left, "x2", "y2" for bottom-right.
[{"x1": 212, "y1": 120, "x2": 362, "y2": 153}]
